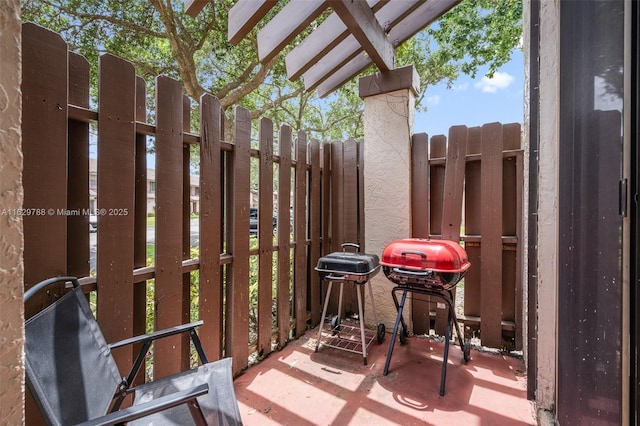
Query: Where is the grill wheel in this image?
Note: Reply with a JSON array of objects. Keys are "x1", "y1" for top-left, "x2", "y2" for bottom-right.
[{"x1": 376, "y1": 323, "x2": 385, "y2": 343}]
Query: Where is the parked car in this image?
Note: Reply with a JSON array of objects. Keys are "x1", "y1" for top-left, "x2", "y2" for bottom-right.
[
  {"x1": 89, "y1": 215, "x2": 98, "y2": 232},
  {"x1": 249, "y1": 207, "x2": 277, "y2": 235}
]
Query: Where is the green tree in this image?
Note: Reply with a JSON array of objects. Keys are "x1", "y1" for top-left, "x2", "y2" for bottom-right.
[{"x1": 21, "y1": 0, "x2": 522, "y2": 141}]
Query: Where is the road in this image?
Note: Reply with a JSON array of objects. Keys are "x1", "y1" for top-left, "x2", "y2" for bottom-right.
[{"x1": 89, "y1": 219, "x2": 200, "y2": 272}]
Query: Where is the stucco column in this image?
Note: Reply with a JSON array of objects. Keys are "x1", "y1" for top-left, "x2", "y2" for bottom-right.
[
  {"x1": 359, "y1": 65, "x2": 419, "y2": 331},
  {"x1": 535, "y1": 0, "x2": 560, "y2": 422},
  {"x1": 0, "y1": 0, "x2": 24, "y2": 424}
]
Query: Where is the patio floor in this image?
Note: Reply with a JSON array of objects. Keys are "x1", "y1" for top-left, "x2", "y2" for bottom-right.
[{"x1": 233, "y1": 327, "x2": 536, "y2": 425}]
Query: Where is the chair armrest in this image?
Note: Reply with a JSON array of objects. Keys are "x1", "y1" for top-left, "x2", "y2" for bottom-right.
[
  {"x1": 108, "y1": 320, "x2": 204, "y2": 350},
  {"x1": 108, "y1": 320, "x2": 209, "y2": 407},
  {"x1": 77, "y1": 383, "x2": 208, "y2": 426}
]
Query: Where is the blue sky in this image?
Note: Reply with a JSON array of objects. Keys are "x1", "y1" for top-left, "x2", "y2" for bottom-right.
[{"x1": 413, "y1": 49, "x2": 524, "y2": 138}]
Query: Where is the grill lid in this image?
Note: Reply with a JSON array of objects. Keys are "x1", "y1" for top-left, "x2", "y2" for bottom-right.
[
  {"x1": 316, "y1": 251, "x2": 380, "y2": 276},
  {"x1": 380, "y1": 238, "x2": 470, "y2": 274}
]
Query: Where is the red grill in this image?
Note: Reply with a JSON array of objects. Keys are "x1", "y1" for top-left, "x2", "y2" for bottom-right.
[
  {"x1": 381, "y1": 238, "x2": 471, "y2": 396},
  {"x1": 380, "y1": 238, "x2": 471, "y2": 289}
]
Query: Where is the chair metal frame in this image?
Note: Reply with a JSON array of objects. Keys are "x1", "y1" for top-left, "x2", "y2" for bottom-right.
[{"x1": 24, "y1": 276, "x2": 238, "y2": 426}]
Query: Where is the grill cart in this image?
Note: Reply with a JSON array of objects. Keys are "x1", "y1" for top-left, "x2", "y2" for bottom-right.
[
  {"x1": 315, "y1": 243, "x2": 385, "y2": 365},
  {"x1": 380, "y1": 238, "x2": 471, "y2": 396}
]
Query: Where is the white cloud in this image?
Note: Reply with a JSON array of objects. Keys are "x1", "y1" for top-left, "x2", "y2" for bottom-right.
[
  {"x1": 453, "y1": 82, "x2": 469, "y2": 91},
  {"x1": 475, "y1": 72, "x2": 514, "y2": 93},
  {"x1": 426, "y1": 95, "x2": 440, "y2": 105}
]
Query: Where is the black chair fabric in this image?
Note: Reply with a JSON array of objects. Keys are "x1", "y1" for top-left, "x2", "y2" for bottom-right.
[
  {"x1": 131, "y1": 358, "x2": 242, "y2": 426},
  {"x1": 25, "y1": 286, "x2": 122, "y2": 425},
  {"x1": 24, "y1": 277, "x2": 243, "y2": 425}
]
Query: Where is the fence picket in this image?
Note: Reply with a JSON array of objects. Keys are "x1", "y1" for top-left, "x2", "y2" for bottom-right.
[
  {"x1": 310, "y1": 139, "x2": 322, "y2": 324},
  {"x1": 229, "y1": 106, "x2": 252, "y2": 375},
  {"x1": 331, "y1": 141, "x2": 345, "y2": 253},
  {"x1": 434, "y1": 125, "x2": 468, "y2": 335},
  {"x1": 294, "y1": 131, "x2": 308, "y2": 337},
  {"x1": 22, "y1": 23, "x2": 70, "y2": 426},
  {"x1": 22, "y1": 23, "x2": 68, "y2": 296},
  {"x1": 480, "y1": 122, "x2": 505, "y2": 348},
  {"x1": 96, "y1": 53, "x2": 137, "y2": 374},
  {"x1": 277, "y1": 125, "x2": 293, "y2": 347},
  {"x1": 410, "y1": 133, "x2": 431, "y2": 333},
  {"x1": 322, "y1": 143, "x2": 332, "y2": 254},
  {"x1": 411, "y1": 133, "x2": 429, "y2": 238},
  {"x1": 154, "y1": 75, "x2": 187, "y2": 378},
  {"x1": 464, "y1": 126, "x2": 483, "y2": 320},
  {"x1": 199, "y1": 94, "x2": 223, "y2": 360},
  {"x1": 258, "y1": 117, "x2": 275, "y2": 355}
]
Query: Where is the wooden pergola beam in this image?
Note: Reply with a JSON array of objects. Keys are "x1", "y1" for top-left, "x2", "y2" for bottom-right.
[
  {"x1": 301, "y1": 0, "x2": 423, "y2": 92},
  {"x1": 185, "y1": 0, "x2": 209, "y2": 18},
  {"x1": 303, "y1": 35, "x2": 361, "y2": 91},
  {"x1": 257, "y1": 0, "x2": 328, "y2": 63},
  {"x1": 327, "y1": 0, "x2": 394, "y2": 72},
  {"x1": 285, "y1": 0, "x2": 386, "y2": 81},
  {"x1": 315, "y1": 0, "x2": 459, "y2": 97},
  {"x1": 316, "y1": 53, "x2": 371, "y2": 98},
  {"x1": 215, "y1": 0, "x2": 461, "y2": 96},
  {"x1": 387, "y1": 0, "x2": 460, "y2": 45},
  {"x1": 228, "y1": 0, "x2": 277, "y2": 45}
]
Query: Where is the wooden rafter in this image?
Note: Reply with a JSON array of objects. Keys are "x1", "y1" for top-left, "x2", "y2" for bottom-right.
[
  {"x1": 316, "y1": 0, "x2": 460, "y2": 97},
  {"x1": 285, "y1": 12, "x2": 352, "y2": 81},
  {"x1": 228, "y1": 0, "x2": 277, "y2": 45},
  {"x1": 327, "y1": 0, "x2": 394, "y2": 72},
  {"x1": 257, "y1": 0, "x2": 327, "y2": 63},
  {"x1": 185, "y1": 0, "x2": 209, "y2": 18},
  {"x1": 301, "y1": 0, "x2": 425, "y2": 92},
  {"x1": 188, "y1": 0, "x2": 462, "y2": 96}
]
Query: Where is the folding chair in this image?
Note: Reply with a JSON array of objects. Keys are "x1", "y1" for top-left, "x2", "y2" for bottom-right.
[{"x1": 24, "y1": 276, "x2": 243, "y2": 425}]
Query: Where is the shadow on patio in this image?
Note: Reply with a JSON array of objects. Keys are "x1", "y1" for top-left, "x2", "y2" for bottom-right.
[{"x1": 233, "y1": 329, "x2": 535, "y2": 425}]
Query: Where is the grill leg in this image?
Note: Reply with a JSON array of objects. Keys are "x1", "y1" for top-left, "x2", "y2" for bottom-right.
[
  {"x1": 356, "y1": 285, "x2": 367, "y2": 365},
  {"x1": 446, "y1": 290, "x2": 467, "y2": 357},
  {"x1": 390, "y1": 285, "x2": 409, "y2": 339},
  {"x1": 441, "y1": 289, "x2": 468, "y2": 362},
  {"x1": 383, "y1": 288, "x2": 408, "y2": 375},
  {"x1": 316, "y1": 281, "x2": 334, "y2": 352},
  {"x1": 439, "y1": 308, "x2": 452, "y2": 396},
  {"x1": 337, "y1": 282, "x2": 344, "y2": 323},
  {"x1": 367, "y1": 280, "x2": 379, "y2": 325}
]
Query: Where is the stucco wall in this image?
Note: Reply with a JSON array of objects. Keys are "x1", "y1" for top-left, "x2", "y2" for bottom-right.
[
  {"x1": 362, "y1": 88, "x2": 415, "y2": 330},
  {"x1": 0, "y1": 0, "x2": 24, "y2": 424},
  {"x1": 536, "y1": 0, "x2": 560, "y2": 418}
]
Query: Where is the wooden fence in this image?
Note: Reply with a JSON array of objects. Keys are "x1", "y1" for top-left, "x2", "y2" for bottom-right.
[
  {"x1": 21, "y1": 21, "x2": 366, "y2": 388},
  {"x1": 411, "y1": 123, "x2": 524, "y2": 350},
  {"x1": 21, "y1": 24, "x2": 522, "y2": 416}
]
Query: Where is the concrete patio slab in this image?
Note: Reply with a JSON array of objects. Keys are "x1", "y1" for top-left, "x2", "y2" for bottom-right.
[{"x1": 233, "y1": 330, "x2": 536, "y2": 425}]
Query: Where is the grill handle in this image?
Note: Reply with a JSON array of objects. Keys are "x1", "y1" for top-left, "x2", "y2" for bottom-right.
[
  {"x1": 322, "y1": 275, "x2": 347, "y2": 281},
  {"x1": 400, "y1": 250, "x2": 427, "y2": 259},
  {"x1": 341, "y1": 242, "x2": 360, "y2": 252},
  {"x1": 323, "y1": 274, "x2": 348, "y2": 281},
  {"x1": 392, "y1": 267, "x2": 431, "y2": 277}
]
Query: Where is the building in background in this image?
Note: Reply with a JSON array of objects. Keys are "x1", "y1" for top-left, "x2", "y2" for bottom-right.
[{"x1": 89, "y1": 158, "x2": 201, "y2": 215}]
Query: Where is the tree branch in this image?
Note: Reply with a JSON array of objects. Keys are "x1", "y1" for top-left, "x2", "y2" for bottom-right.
[
  {"x1": 219, "y1": 54, "x2": 280, "y2": 109},
  {"x1": 250, "y1": 87, "x2": 304, "y2": 120},
  {"x1": 42, "y1": 0, "x2": 167, "y2": 38}
]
